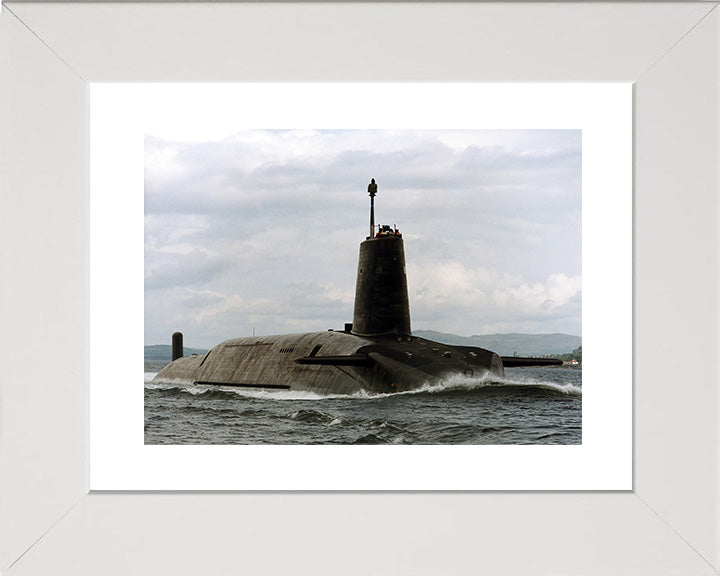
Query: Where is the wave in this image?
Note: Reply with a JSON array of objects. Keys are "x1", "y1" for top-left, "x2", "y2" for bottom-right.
[
  {"x1": 146, "y1": 379, "x2": 342, "y2": 401},
  {"x1": 399, "y1": 372, "x2": 582, "y2": 397},
  {"x1": 337, "y1": 372, "x2": 581, "y2": 399},
  {"x1": 289, "y1": 409, "x2": 338, "y2": 424},
  {"x1": 145, "y1": 371, "x2": 580, "y2": 400}
]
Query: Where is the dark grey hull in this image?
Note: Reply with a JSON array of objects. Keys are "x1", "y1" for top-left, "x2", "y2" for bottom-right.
[{"x1": 153, "y1": 330, "x2": 505, "y2": 395}]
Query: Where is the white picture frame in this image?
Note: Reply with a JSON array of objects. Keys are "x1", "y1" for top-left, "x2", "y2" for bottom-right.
[
  {"x1": 2, "y1": 2, "x2": 718, "y2": 574},
  {"x1": 89, "y1": 82, "x2": 629, "y2": 491}
]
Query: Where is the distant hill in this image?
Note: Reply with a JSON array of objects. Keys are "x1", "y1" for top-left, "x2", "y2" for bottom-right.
[{"x1": 412, "y1": 331, "x2": 581, "y2": 357}]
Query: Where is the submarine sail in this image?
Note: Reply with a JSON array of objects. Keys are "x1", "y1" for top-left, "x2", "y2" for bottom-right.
[
  {"x1": 153, "y1": 179, "x2": 561, "y2": 394},
  {"x1": 352, "y1": 229, "x2": 411, "y2": 337}
]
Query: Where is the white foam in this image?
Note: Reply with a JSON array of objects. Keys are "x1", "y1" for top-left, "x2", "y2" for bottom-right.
[
  {"x1": 424, "y1": 372, "x2": 583, "y2": 396},
  {"x1": 352, "y1": 371, "x2": 582, "y2": 398},
  {"x1": 144, "y1": 370, "x2": 581, "y2": 399}
]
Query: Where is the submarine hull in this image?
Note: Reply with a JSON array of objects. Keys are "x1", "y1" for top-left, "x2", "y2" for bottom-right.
[{"x1": 154, "y1": 330, "x2": 505, "y2": 395}]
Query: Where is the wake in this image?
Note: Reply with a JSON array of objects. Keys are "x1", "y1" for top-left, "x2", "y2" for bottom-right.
[
  {"x1": 393, "y1": 372, "x2": 582, "y2": 397},
  {"x1": 146, "y1": 370, "x2": 580, "y2": 400}
]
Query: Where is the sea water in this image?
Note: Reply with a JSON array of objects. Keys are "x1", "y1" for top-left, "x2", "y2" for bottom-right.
[{"x1": 144, "y1": 366, "x2": 581, "y2": 444}]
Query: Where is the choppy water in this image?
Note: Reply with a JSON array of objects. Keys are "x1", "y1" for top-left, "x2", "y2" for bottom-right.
[{"x1": 145, "y1": 366, "x2": 581, "y2": 444}]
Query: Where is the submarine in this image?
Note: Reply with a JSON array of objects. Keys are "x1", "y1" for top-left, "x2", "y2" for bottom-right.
[{"x1": 154, "y1": 179, "x2": 562, "y2": 394}]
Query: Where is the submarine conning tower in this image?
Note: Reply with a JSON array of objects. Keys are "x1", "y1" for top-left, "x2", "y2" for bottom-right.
[{"x1": 351, "y1": 179, "x2": 412, "y2": 337}]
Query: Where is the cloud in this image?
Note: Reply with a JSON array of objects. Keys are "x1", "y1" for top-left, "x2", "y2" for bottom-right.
[
  {"x1": 407, "y1": 259, "x2": 581, "y2": 336},
  {"x1": 144, "y1": 129, "x2": 582, "y2": 347},
  {"x1": 145, "y1": 248, "x2": 233, "y2": 291}
]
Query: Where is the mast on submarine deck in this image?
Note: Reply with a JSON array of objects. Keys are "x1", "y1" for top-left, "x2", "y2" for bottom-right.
[{"x1": 368, "y1": 177, "x2": 377, "y2": 238}]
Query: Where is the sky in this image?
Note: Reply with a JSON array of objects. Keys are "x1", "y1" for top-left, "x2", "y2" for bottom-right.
[{"x1": 145, "y1": 129, "x2": 581, "y2": 348}]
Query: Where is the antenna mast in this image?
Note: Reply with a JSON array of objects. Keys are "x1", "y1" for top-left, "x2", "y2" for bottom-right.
[{"x1": 368, "y1": 178, "x2": 377, "y2": 238}]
